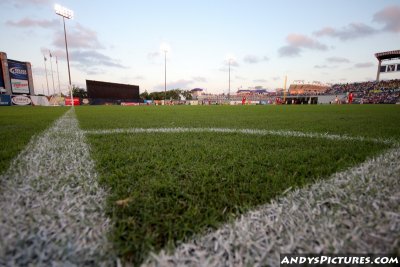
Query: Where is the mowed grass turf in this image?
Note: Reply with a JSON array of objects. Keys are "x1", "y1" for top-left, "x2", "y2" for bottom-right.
[
  {"x1": 0, "y1": 106, "x2": 68, "y2": 174},
  {"x1": 76, "y1": 105, "x2": 400, "y2": 140},
  {"x1": 76, "y1": 105, "x2": 398, "y2": 265}
]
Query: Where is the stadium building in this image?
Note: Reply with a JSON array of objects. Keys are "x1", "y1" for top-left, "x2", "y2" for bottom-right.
[{"x1": 288, "y1": 81, "x2": 329, "y2": 95}]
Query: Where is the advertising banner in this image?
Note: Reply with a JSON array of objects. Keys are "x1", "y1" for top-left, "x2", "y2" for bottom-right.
[
  {"x1": 0, "y1": 63, "x2": 4, "y2": 89},
  {"x1": 65, "y1": 97, "x2": 80, "y2": 106},
  {"x1": 380, "y1": 63, "x2": 400, "y2": 73},
  {"x1": 121, "y1": 102, "x2": 139, "y2": 106},
  {"x1": 0, "y1": 95, "x2": 11, "y2": 106},
  {"x1": 11, "y1": 95, "x2": 31, "y2": 105},
  {"x1": 8, "y1": 60, "x2": 30, "y2": 94}
]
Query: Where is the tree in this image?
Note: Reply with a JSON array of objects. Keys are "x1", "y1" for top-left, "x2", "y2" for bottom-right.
[
  {"x1": 72, "y1": 85, "x2": 88, "y2": 98},
  {"x1": 181, "y1": 90, "x2": 193, "y2": 100},
  {"x1": 143, "y1": 89, "x2": 193, "y2": 101},
  {"x1": 140, "y1": 91, "x2": 149, "y2": 100}
]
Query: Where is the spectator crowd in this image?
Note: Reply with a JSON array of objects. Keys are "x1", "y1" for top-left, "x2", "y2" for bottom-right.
[{"x1": 326, "y1": 79, "x2": 400, "y2": 104}]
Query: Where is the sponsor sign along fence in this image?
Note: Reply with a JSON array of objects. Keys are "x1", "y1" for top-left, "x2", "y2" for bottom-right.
[
  {"x1": 0, "y1": 95, "x2": 11, "y2": 106},
  {"x1": 8, "y1": 60, "x2": 30, "y2": 94},
  {"x1": 65, "y1": 97, "x2": 80, "y2": 106},
  {"x1": 0, "y1": 62, "x2": 4, "y2": 90},
  {"x1": 11, "y1": 95, "x2": 31, "y2": 106}
]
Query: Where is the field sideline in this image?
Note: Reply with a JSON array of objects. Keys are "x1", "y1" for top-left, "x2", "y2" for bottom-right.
[{"x1": 0, "y1": 105, "x2": 399, "y2": 266}]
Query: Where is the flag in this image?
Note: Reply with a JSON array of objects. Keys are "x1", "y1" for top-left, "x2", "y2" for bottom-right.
[
  {"x1": 55, "y1": 56, "x2": 58, "y2": 64},
  {"x1": 49, "y1": 51, "x2": 52, "y2": 58},
  {"x1": 44, "y1": 55, "x2": 47, "y2": 61}
]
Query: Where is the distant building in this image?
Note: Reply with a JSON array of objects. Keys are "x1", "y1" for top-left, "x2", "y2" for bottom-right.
[
  {"x1": 288, "y1": 82, "x2": 329, "y2": 95},
  {"x1": 190, "y1": 88, "x2": 204, "y2": 98},
  {"x1": 0, "y1": 52, "x2": 35, "y2": 95},
  {"x1": 237, "y1": 89, "x2": 252, "y2": 95},
  {"x1": 237, "y1": 87, "x2": 268, "y2": 95}
]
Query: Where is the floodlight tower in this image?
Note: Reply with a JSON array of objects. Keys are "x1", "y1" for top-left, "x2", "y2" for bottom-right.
[
  {"x1": 226, "y1": 56, "x2": 234, "y2": 101},
  {"x1": 43, "y1": 55, "x2": 50, "y2": 96},
  {"x1": 228, "y1": 58, "x2": 231, "y2": 101},
  {"x1": 56, "y1": 56, "x2": 61, "y2": 95},
  {"x1": 55, "y1": 4, "x2": 73, "y2": 106},
  {"x1": 49, "y1": 51, "x2": 55, "y2": 96},
  {"x1": 160, "y1": 43, "x2": 170, "y2": 104}
]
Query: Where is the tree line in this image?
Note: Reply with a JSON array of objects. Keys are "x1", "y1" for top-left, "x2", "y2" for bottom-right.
[
  {"x1": 71, "y1": 86, "x2": 192, "y2": 101},
  {"x1": 140, "y1": 89, "x2": 193, "y2": 100}
]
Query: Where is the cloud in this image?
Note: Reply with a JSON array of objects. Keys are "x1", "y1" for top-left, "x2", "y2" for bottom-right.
[
  {"x1": 278, "y1": 46, "x2": 301, "y2": 57},
  {"x1": 354, "y1": 62, "x2": 374, "y2": 68},
  {"x1": 272, "y1": 76, "x2": 280, "y2": 81},
  {"x1": 40, "y1": 47, "x2": 66, "y2": 60},
  {"x1": 147, "y1": 52, "x2": 160, "y2": 60},
  {"x1": 235, "y1": 75, "x2": 246, "y2": 80},
  {"x1": 326, "y1": 57, "x2": 350, "y2": 63},
  {"x1": 243, "y1": 55, "x2": 269, "y2": 64},
  {"x1": 32, "y1": 66, "x2": 47, "y2": 76},
  {"x1": 314, "y1": 23, "x2": 377, "y2": 40},
  {"x1": 287, "y1": 34, "x2": 327, "y2": 50},
  {"x1": 223, "y1": 58, "x2": 239, "y2": 67},
  {"x1": 69, "y1": 50, "x2": 127, "y2": 74},
  {"x1": 373, "y1": 5, "x2": 400, "y2": 32},
  {"x1": 53, "y1": 23, "x2": 104, "y2": 50},
  {"x1": 314, "y1": 65, "x2": 329, "y2": 69},
  {"x1": 192, "y1": 76, "x2": 207, "y2": 82},
  {"x1": 253, "y1": 79, "x2": 268, "y2": 83},
  {"x1": 154, "y1": 79, "x2": 194, "y2": 90},
  {"x1": 0, "y1": 0, "x2": 50, "y2": 7},
  {"x1": 220, "y1": 59, "x2": 239, "y2": 72},
  {"x1": 6, "y1": 18, "x2": 59, "y2": 29},
  {"x1": 279, "y1": 34, "x2": 327, "y2": 57},
  {"x1": 134, "y1": 75, "x2": 145, "y2": 80}
]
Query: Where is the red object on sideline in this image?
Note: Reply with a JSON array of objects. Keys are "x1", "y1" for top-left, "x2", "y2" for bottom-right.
[
  {"x1": 65, "y1": 97, "x2": 80, "y2": 106},
  {"x1": 348, "y1": 92, "x2": 353, "y2": 104}
]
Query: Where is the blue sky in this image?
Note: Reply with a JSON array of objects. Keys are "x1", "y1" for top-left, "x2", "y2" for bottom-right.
[{"x1": 1, "y1": 0, "x2": 399, "y2": 95}]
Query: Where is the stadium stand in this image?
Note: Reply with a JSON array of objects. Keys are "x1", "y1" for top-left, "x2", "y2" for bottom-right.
[
  {"x1": 288, "y1": 84, "x2": 329, "y2": 95},
  {"x1": 328, "y1": 79, "x2": 400, "y2": 104}
]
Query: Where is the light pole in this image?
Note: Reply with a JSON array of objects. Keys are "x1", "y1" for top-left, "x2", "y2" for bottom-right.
[
  {"x1": 160, "y1": 43, "x2": 169, "y2": 105},
  {"x1": 228, "y1": 58, "x2": 231, "y2": 101},
  {"x1": 56, "y1": 56, "x2": 61, "y2": 95},
  {"x1": 49, "y1": 51, "x2": 55, "y2": 96},
  {"x1": 43, "y1": 55, "x2": 49, "y2": 96},
  {"x1": 226, "y1": 56, "x2": 234, "y2": 102},
  {"x1": 164, "y1": 49, "x2": 167, "y2": 104},
  {"x1": 55, "y1": 4, "x2": 73, "y2": 106}
]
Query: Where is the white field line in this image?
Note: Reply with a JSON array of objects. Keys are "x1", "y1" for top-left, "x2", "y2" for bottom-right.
[
  {"x1": 84, "y1": 127, "x2": 397, "y2": 145},
  {"x1": 142, "y1": 146, "x2": 400, "y2": 267},
  {"x1": 0, "y1": 109, "x2": 117, "y2": 266}
]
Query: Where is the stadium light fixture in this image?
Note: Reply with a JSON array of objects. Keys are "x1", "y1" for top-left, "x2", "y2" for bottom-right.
[
  {"x1": 160, "y1": 43, "x2": 170, "y2": 104},
  {"x1": 55, "y1": 4, "x2": 74, "y2": 106}
]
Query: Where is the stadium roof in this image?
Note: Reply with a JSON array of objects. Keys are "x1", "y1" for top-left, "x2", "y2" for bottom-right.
[{"x1": 375, "y1": 50, "x2": 400, "y2": 61}]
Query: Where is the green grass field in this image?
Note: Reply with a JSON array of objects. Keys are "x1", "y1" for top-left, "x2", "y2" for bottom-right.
[
  {"x1": 75, "y1": 104, "x2": 400, "y2": 265},
  {"x1": 0, "y1": 106, "x2": 68, "y2": 174},
  {"x1": 77, "y1": 105, "x2": 400, "y2": 139}
]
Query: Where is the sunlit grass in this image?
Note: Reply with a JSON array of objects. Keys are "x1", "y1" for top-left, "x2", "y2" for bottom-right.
[
  {"x1": 76, "y1": 105, "x2": 399, "y2": 265},
  {"x1": 76, "y1": 105, "x2": 400, "y2": 140},
  {"x1": 0, "y1": 106, "x2": 68, "y2": 174}
]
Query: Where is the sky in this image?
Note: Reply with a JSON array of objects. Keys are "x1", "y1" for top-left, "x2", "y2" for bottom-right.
[{"x1": 1, "y1": 0, "x2": 400, "y2": 95}]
